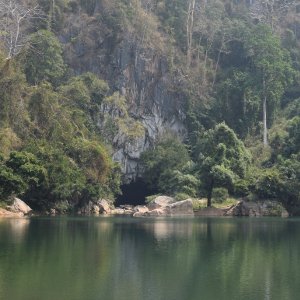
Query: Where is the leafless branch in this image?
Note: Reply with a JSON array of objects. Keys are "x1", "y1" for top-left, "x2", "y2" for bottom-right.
[
  {"x1": 249, "y1": 0, "x2": 297, "y2": 32},
  {"x1": 0, "y1": 0, "x2": 44, "y2": 58}
]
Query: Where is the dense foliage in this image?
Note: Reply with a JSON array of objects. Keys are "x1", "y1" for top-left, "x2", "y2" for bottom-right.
[
  {"x1": 0, "y1": 0, "x2": 299, "y2": 213},
  {"x1": 0, "y1": 41, "x2": 121, "y2": 211}
]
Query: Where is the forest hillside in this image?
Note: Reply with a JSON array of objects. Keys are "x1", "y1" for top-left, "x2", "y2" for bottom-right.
[{"x1": 0, "y1": 0, "x2": 299, "y2": 214}]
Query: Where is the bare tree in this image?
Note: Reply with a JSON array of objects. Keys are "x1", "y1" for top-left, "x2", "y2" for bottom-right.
[
  {"x1": 186, "y1": 0, "x2": 196, "y2": 69},
  {"x1": 0, "y1": 0, "x2": 42, "y2": 59},
  {"x1": 250, "y1": 0, "x2": 296, "y2": 32}
]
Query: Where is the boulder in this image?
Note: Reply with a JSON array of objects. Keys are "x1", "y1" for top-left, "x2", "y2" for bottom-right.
[
  {"x1": 120, "y1": 205, "x2": 134, "y2": 210},
  {"x1": 78, "y1": 199, "x2": 114, "y2": 215},
  {"x1": 147, "y1": 196, "x2": 175, "y2": 210},
  {"x1": 110, "y1": 208, "x2": 125, "y2": 215},
  {"x1": 225, "y1": 200, "x2": 289, "y2": 217},
  {"x1": 145, "y1": 208, "x2": 170, "y2": 216},
  {"x1": 97, "y1": 199, "x2": 111, "y2": 214},
  {"x1": 0, "y1": 208, "x2": 24, "y2": 218},
  {"x1": 134, "y1": 205, "x2": 149, "y2": 214},
  {"x1": 134, "y1": 197, "x2": 194, "y2": 217},
  {"x1": 119, "y1": 205, "x2": 135, "y2": 215},
  {"x1": 168, "y1": 199, "x2": 194, "y2": 216},
  {"x1": 92, "y1": 205, "x2": 100, "y2": 215},
  {"x1": 133, "y1": 211, "x2": 145, "y2": 217},
  {"x1": 50, "y1": 208, "x2": 56, "y2": 216},
  {"x1": 7, "y1": 198, "x2": 32, "y2": 215}
]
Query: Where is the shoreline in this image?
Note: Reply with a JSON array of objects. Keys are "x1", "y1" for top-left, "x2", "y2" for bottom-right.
[{"x1": 0, "y1": 197, "x2": 290, "y2": 218}]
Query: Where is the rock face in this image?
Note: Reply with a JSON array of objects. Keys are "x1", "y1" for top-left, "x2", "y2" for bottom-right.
[
  {"x1": 6, "y1": 198, "x2": 32, "y2": 216},
  {"x1": 60, "y1": 10, "x2": 187, "y2": 181},
  {"x1": 78, "y1": 199, "x2": 113, "y2": 215},
  {"x1": 224, "y1": 200, "x2": 289, "y2": 217}
]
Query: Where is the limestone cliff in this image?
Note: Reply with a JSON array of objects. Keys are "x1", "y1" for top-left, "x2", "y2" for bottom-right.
[{"x1": 59, "y1": 5, "x2": 187, "y2": 180}]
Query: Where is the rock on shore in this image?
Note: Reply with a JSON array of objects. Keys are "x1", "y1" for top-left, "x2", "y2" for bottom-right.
[
  {"x1": 0, "y1": 198, "x2": 32, "y2": 218},
  {"x1": 195, "y1": 200, "x2": 288, "y2": 217},
  {"x1": 77, "y1": 196, "x2": 194, "y2": 217},
  {"x1": 224, "y1": 200, "x2": 288, "y2": 217},
  {"x1": 77, "y1": 197, "x2": 288, "y2": 218},
  {"x1": 137, "y1": 197, "x2": 194, "y2": 217}
]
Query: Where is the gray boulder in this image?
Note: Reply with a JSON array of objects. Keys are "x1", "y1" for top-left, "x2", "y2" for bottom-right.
[
  {"x1": 134, "y1": 205, "x2": 149, "y2": 213},
  {"x1": 225, "y1": 200, "x2": 289, "y2": 217},
  {"x1": 137, "y1": 198, "x2": 194, "y2": 217},
  {"x1": 168, "y1": 199, "x2": 194, "y2": 216},
  {"x1": 0, "y1": 208, "x2": 24, "y2": 218},
  {"x1": 97, "y1": 199, "x2": 111, "y2": 214},
  {"x1": 110, "y1": 208, "x2": 125, "y2": 215},
  {"x1": 145, "y1": 208, "x2": 170, "y2": 216},
  {"x1": 7, "y1": 198, "x2": 32, "y2": 215},
  {"x1": 92, "y1": 205, "x2": 100, "y2": 215},
  {"x1": 147, "y1": 196, "x2": 175, "y2": 210}
]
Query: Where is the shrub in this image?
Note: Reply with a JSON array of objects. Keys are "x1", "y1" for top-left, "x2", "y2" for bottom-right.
[
  {"x1": 212, "y1": 187, "x2": 229, "y2": 203},
  {"x1": 234, "y1": 179, "x2": 250, "y2": 197},
  {"x1": 254, "y1": 168, "x2": 283, "y2": 199},
  {"x1": 175, "y1": 193, "x2": 191, "y2": 201}
]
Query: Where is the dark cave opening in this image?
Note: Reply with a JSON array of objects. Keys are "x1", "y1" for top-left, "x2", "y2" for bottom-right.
[{"x1": 115, "y1": 178, "x2": 154, "y2": 206}]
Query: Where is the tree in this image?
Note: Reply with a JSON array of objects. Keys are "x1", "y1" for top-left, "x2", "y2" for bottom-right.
[
  {"x1": 37, "y1": 0, "x2": 66, "y2": 31},
  {"x1": 0, "y1": 51, "x2": 27, "y2": 130},
  {"x1": 6, "y1": 151, "x2": 47, "y2": 189},
  {"x1": 0, "y1": 151, "x2": 46, "y2": 201},
  {"x1": 0, "y1": 164, "x2": 26, "y2": 200},
  {"x1": 277, "y1": 155, "x2": 300, "y2": 214},
  {"x1": 23, "y1": 29, "x2": 65, "y2": 85},
  {"x1": 250, "y1": 0, "x2": 297, "y2": 33},
  {"x1": 186, "y1": 0, "x2": 195, "y2": 68},
  {"x1": 141, "y1": 136, "x2": 190, "y2": 193},
  {"x1": 0, "y1": 0, "x2": 42, "y2": 58},
  {"x1": 196, "y1": 123, "x2": 251, "y2": 207},
  {"x1": 244, "y1": 25, "x2": 294, "y2": 145}
]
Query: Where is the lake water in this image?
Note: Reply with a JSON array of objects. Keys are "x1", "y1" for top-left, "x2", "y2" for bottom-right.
[{"x1": 0, "y1": 217, "x2": 299, "y2": 300}]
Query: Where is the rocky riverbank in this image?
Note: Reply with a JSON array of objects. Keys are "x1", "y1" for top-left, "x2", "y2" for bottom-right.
[
  {"x1": 0, "y1": 196, "x2": 289, "y2": 218},
  {"x1": 77, "y1": 196, "x2": 289, "y2": 218},
  {"x1": 77, "y1": 196, "x2": 194, "y2": 217}
]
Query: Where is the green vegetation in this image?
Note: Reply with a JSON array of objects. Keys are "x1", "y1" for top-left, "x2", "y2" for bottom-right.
[
  {"x1": 0, "y1": 0, "x2": 299, "y2": 214},
  {"x1": 0, "y1": 28, "x2": 122, "y2": 210},
  {"x1": 23, "y1": 30, "x2": 66, "y2": 85},
  {"x1": 195, "y1": 123, "x2": 251, "y2": 206}
]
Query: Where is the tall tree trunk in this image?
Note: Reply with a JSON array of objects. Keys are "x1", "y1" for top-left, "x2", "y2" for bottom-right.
[
  {"x1": 263, "y1": 75, "x2": 268, "y2": 146},
  {"x1": 263, "y1": 95, "x2": 268, "y2": 146},
  {"x1": 212, "y1": 35, "x2": 224, "y2": 88},
  {"x1": 207, "y1": 179, "x2": 214, "y2": 207},
  {"x1": 186, "y1": 0, "x2": 195, "y2": 69}
]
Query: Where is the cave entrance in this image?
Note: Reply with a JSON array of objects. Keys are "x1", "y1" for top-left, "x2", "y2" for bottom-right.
[{"x1": 116, "y1": 178, "x2": 153, "y2": 206}]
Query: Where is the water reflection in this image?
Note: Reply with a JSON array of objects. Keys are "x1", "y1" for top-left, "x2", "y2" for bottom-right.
[
  {"x1": 12, "y1": 218, "x2": 30, "y2": 238},
  {"x1": 0, "y1": 217, "x2": 299, "y2": 300},
  {"x1": 141, "y1": 220, "x2": 194, "y2": 240}
]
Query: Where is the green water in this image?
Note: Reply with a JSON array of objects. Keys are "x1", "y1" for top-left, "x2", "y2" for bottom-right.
[{"x1": 0, "y1": 217, "x2": 300, "y2": 300}]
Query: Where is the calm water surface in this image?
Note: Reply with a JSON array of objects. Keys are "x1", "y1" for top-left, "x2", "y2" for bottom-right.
[{"x1": 0, "y1": 216, "x2": 299, "y2": 300}]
